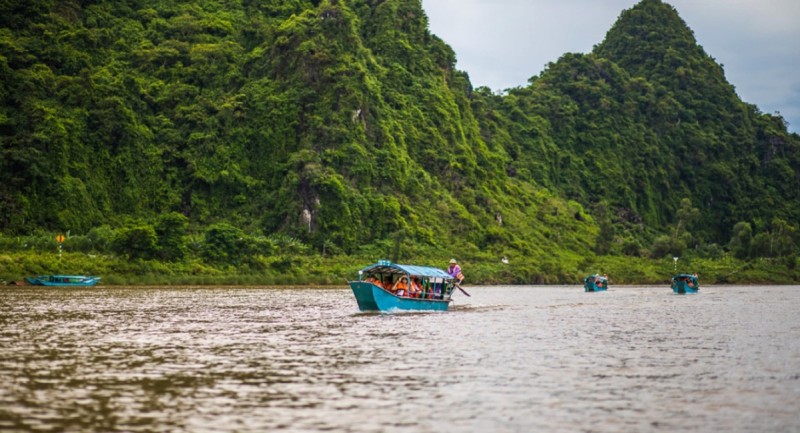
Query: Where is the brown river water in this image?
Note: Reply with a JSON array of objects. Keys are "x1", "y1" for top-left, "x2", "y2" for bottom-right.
[{"x1": 1, "y1": 285, "x2": 798, "y2": 432}]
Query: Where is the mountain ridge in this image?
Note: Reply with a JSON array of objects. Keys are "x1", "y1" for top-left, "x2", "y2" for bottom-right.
[{"x1": 0, "y1": 0, "x2": 797, "y2": 271}]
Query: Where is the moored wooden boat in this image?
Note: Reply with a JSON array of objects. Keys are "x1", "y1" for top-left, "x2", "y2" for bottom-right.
[
  {"x1": 348, "y1": 261, "x2": 457, "y2": 312},
  {"x1": 584, "y1": 274, "x2": 608, "y2": 292},
  {"x1": 671, "y1": 273, "x2": 699, "y2": 294},
  {"x1": 25, "y1": 275, "x2": 101, "y2": 286}
]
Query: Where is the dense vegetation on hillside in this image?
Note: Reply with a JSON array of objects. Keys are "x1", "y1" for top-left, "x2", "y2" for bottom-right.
[
  {"x1": 1, "y1": 0, "x2": 798, "y2": 283},
  {"x1": 473, "y1": 0, "x2": 800, "y2": 260}
]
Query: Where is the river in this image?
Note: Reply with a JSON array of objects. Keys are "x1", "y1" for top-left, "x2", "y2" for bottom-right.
[{"x1": 1, "y1": 285, "x2": 798, "y2": 432}]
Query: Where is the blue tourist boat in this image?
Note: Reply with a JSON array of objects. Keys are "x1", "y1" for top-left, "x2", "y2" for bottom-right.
[
  {"x1": 671, "y1": 273, "x2": 699, "y2": 294},
  {"x1": 584, "y1": 274, "x2": 608, "y2": 292},
  {"x1": 348, "y1": 261, "x2": 457, "y2": 312},
  {"x1": 25, "y1": 275, "x2": 101, "y2": 286}
]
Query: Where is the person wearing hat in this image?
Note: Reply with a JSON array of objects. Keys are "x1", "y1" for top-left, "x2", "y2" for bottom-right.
[{"x1": 447, "y1": 259, "x2": 464, "y2": 285}]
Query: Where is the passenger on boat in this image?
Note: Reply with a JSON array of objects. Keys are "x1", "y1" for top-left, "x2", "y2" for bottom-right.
[
  {"x1": 448, "y1": 259, "x2": 464, "y2": 285},
  {"x1": 409, "y1": 277, "x2": 422, "y2": 298},
  {"x1": 392, "y1": 276, "x2": 409, "y2": 297},
  {"x1": 365, "y1": 275, "x2": 381, "y2": 286}
]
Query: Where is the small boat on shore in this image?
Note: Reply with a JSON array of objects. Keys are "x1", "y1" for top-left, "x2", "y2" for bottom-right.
[
  {"x1": 25, "y1": 275, "x2": 101, "y2": 286},
  {"x1": 348, "y1": 261, "x2": 458, "y2": 312},
  {"x1": 671, "y1": 273, "x2": 699, "y2": 294},
  {"x1": 584, "y1": 274, "x2": 608, "y2": 292}
]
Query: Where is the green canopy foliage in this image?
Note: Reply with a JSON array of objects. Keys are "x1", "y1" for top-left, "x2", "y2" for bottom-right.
[{"x1": 1, "y1": 0, "x2": 798, "y2": 275}]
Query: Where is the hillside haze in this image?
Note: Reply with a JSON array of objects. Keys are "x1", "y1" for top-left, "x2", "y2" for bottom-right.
[{"x1": 1, "y1": 0, "x2": 798, "y2": 270}]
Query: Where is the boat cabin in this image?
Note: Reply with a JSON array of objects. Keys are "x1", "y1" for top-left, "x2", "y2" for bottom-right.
[{"x1": 358, "y1": 261, "x2": 455, "y2": 300}]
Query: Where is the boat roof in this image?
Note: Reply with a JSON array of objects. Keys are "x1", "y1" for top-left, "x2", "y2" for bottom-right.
[
  {"x1": 360, "y1": 262, "x2": 453, "y2": 279},
  {"x1": 672, "y1": 273, "x2": 697, "y2": 279}
]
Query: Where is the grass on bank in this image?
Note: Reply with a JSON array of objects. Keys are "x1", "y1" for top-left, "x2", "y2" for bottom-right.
[{"x1": 1, "y1": 250, "x2": 798, "y2": 286}]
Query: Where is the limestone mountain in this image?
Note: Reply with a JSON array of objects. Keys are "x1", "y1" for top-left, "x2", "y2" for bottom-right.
[
  {"x1": 473, "y1": 0, "x2": 800, "y2": 255},
  {"x1": 0, "y1": 0, "x2": 797, "y2": 266}
]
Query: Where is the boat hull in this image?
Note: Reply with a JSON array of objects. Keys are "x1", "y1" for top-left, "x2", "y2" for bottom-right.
[
  {"x1": 584, "y1": 282, "x2": 608, "y2": 292},
  {"x1": 349, "y1": 281, "x2": 450, "y2": 312},
  {"x1": 583, "y1": 275, "x2": 608, "y2": 292},
  {"x1": 25, "y1": 275, "x2": 101, "y2": 286},
  {"x1": 671, "y1": 281, "x2": 699, "y2": 294},
  {"x1": 671, "y1": 274, "x2": 699, "y2": 294}
]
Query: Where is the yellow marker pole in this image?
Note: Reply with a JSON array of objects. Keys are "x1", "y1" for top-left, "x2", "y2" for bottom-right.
[{"x1": 56, "y1": 234, "x2": 65, "y2": 259}]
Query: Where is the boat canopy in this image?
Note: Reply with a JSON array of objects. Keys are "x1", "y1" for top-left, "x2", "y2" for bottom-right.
[
  {"x1": 359, "y1": 262, "x2": 453, "y2": 280},
  {"x1": 672, "y1": 273, "x2": 699, "y2": 285}
]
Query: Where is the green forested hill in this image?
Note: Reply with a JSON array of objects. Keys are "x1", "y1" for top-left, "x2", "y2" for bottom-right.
[
  {"x1": 1, "y1": 0, "x2": 798, "y2": 283},
  {"x1": 472, "y1": 0, "x2": 800, "y2": 259}
]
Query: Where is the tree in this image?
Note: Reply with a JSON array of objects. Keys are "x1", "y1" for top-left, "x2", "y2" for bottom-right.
[
  {"x1": 650, "y1": 234, "x2": 685, "y2": 259},
  {"x1": 751, "y1": 218, "x2": 798, "y2": 258},
  {"x1": 674, "y1": 198, "x2": 700, "y2": 240},
  {"x1": 111, "y1": 224, "x2": 159, "y2": 260},
  {"x1": 728, "y1": 221, "x2": 752, "y2": 260},
  {"x1": 156, "y1": 212, "x2": 189, "y2": 261},
  {"x1": 202, "y1": 222, "x2": 246, "y2": 265}
]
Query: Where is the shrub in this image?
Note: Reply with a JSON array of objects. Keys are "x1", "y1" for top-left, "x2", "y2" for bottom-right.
[
  {"x1": 111, "y1": 225, "x2": 159, "y2": 260},
  {"x1": 156, "y1": 212, "x2": 189, "y2": 262},
  {"x1": 649, "y1": 235, "x2": 685, "y2": 259},
  {"x1": 87, "y1": 225, "x2": 115, "y2": 253},
  {"x1": 202, "y1": 223, "x2": 246, "y2": 265}
]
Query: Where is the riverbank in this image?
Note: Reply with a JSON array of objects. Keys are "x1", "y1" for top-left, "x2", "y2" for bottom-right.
[{"x1": 2, "y1": 251, "x2": 798, "y2": 286}]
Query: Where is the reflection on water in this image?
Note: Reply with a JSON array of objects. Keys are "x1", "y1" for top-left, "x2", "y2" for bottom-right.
[{"x1": 1, "y1": 285, "x2": 798, "y2": 432}]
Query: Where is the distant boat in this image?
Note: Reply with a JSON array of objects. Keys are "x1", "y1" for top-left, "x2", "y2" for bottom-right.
[
  {"x1": 671, "y1": 274, "x2": 699, "y2": 294},
  {"x1": 584, "y1": 274, "x2": 608, "y2": 292},
  {"x1": 348, "y1": 261, "x2": 457, "y2": 312},
  {"x1": 25, "y1": 275, "x2": 101, "y2": 286}
]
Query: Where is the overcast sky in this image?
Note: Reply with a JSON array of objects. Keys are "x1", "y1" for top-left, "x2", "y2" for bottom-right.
[{"x1": 422, "y1": 0, "x2": 800, "y2": 133}]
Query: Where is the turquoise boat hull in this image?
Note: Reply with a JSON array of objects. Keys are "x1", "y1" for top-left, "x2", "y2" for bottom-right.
[
  {"x1": 25, "y1": 275, "x2": 101, "y2": 286},
  {"x1": 671, "y1": 274, "x2": 699, "y2": 294},
  {"x1": 584, "y1": 275, "x2": 608, "y2": 292},
  {"x1": 349, "y1": 281, "x2": 450, "y2": 312}
]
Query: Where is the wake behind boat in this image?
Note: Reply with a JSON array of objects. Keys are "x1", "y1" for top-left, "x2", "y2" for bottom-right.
[
  {"x1": 25, "y1": 275, "x2": 101, "y2": 286},
  {"x1": 348, "y1": 261, "x2": 458, "y2": 312}
]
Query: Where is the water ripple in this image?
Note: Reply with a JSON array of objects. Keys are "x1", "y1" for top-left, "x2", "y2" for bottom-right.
[{"x1": 1, "y1": 285, "x2": 799, "y2": 432}]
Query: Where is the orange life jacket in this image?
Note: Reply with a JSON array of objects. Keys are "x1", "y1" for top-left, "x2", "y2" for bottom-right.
[
  {"x1": 394, "y1": 278, "x2": 408, "y2": 296},
  {"x1": 409, "y1": 279, "x2": 422, "y2": 297}
]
